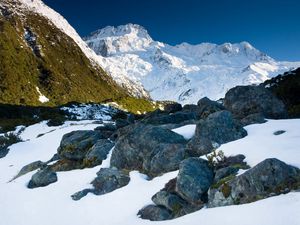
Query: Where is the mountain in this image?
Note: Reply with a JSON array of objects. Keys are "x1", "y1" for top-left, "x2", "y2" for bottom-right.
[
  {"x1": 85, "y1": 24, "x2": 300, "y2": 104},
  {"x1": 0, "y1": 0, "x2": 155, "y2": 112}
]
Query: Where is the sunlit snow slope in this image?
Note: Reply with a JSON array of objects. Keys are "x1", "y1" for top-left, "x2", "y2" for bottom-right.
[{"x1": 85, "y1": 24, "x2": 300, "y2": 104}]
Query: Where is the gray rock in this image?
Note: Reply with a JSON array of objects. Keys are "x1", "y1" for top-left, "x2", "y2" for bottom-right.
[
  {"x1": 27, "y1": 167, "x2": 57, "y2": 188},
  {"x1": 273, "y1": 130, "x2": 286, "y2": 135},
  {"x1": 197, "y1": 97, "x2": 225, "y2": 118},
  {"x1": 84, "y1": 139, "x2": 114, "y2": 167},
  {"x1": 193, "y1": 110, "x2": 247, "y2": 147},
  {"x1": 176, "y1": 158, "x2": 214, "y2": 204},
  {"x1": 115, "y1": 119, "x2": 130, "y2": 129},
  {"x1": 186, "y1": 111, "x2": 247, "y2": 157},
  {"x1": 208, "y1": 158, "x2": 300, "y2": 207},
  {"x1": 152, "y1": 191, "x2": 187, "y2": 212},
  {"x1": 94, "y1": 123, "x2": 117, "y2": 139},
  {"x1": 71, "y1": 167, "x2": 130, "y2": 201},
  {"x1": 224, "y1": 85, "x2": 288, "y2": 119},
  {"x1": 138, "y1": 205, "x2": 173, "y2": 221},
  {"x1": 57, "y1": 130, "x2": 102, "y2": 160},
  {"x1": 111, "y1": 124, "x2": 187, "y2": 177}
]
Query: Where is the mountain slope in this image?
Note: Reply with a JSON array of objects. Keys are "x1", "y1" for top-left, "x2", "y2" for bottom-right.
[
  {"x1": 0, "y1": 0, "x2": 133, "y2": 106},
  {"x1": 85, "y1": 24, "x2": 300, "y2": 104}
]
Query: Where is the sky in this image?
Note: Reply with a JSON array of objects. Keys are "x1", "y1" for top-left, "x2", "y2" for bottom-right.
[{"x1": 43, "y1": 0, "x2": 300, "y2": 61}]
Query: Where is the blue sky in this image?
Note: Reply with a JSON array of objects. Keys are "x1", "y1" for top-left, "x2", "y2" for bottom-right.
[{"x1": 43, "y1": 0, "x2": 300, "y2": 61}]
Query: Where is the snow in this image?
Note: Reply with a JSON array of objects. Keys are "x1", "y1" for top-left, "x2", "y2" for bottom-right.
[
  {"x1": 172, "y1": 124, "x2": 196, "y2": 140},
  {"x1": 36, "y1": 87, "x2": 49, "y2": 103},
  {"x1": 85, "y1": 24, "x2": 300, "y2": 104},
  {"x1": 1, "y1": 119, "x2": 300, "y2": 225}
]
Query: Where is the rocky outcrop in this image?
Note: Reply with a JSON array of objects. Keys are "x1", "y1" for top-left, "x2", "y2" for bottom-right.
[
  {"x1": 110, "y1": 124, "x2": 187, "y2": 177},
  {"x1": 138, "y1": 205, "x2": 173, "y2": 221},
  {"x1": 197, "y1": 97, "x2": 225, "y2": 119},
  {"x1": 224, "y1": 85, "x2": 288, "y2": 119},
  {"x1": 208, "y1": 158, "x2": 300, "y2": 207}
]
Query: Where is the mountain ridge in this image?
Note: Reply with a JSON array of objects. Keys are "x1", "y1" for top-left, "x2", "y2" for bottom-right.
[{"x1": 85, "y1": 23, "x2": 300, "y2": 104}]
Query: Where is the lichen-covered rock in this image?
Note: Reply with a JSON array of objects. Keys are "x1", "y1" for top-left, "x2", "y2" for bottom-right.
[
  {"x1": 27, "y1": 167, "x2": 57, "y2": 188},
  {"x1": 164, "y1": 102, "x2": 183, "y2": 113},
  {"x1": 240, "y1": 113, "x2": 266, "y2": 126},
  {"x1": 208, "y1": 158, "x2": 300, "y2": 207},
  {"x1": 213, "y1": 166, "x2": 239, "y2": 183},
  {"x1": 138, "y1": 205, "x2": 173, "y2": 221},
  {"x1": 224, "y1": 85, "x2": 288, "y2": 119},
  {"x1": 185, "y1": 136, "x2": 213, "y2": 157},
  {"x1": 57, "y1": 130, "x2": 102, "y2": 160},
  {"x1": 110, "y1": 124, "x2": 187, "y2": 177},
  {"x1": 142, "y1": 111, "x2": 197, "y2": 126},
  {"x1": 176, "y1": 158, "x2": 214, "y2": 204}
]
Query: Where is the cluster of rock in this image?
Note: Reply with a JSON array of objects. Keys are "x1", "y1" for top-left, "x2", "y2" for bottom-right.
[{"x1": 16, "y1": 85, "x2": 300, "y2": 220}]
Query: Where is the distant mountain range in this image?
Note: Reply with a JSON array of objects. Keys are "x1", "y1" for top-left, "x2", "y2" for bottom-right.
[{"x1": 84, "y1": 24, "x2": 300, "y2": 104}]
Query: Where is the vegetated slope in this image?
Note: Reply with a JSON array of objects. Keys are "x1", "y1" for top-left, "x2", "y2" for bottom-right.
[
  {"x1": 263, "y1": 67, "x2": 300, "y2": 118},
  {"x1": 85, "y1": 24, "x2": 300, "y2": 104},
  {"x1": 0, "y1": 0, "x2": 154, "y2": 112}
]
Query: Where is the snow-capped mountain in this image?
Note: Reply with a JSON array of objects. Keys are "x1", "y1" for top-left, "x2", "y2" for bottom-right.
[{"x1": 85, "y1": 24, "x2": 300, "y2": 104}]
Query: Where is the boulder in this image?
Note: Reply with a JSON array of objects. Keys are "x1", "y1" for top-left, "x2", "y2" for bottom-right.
[
  {"x1": 27, "y1": 167, "x2": 57, "y2": 188},
  {"x1": 94, "y1": 123, "x2": 117, "y2": 139},
  {"x1": 138, "y1": 205, "x2": 173, "y2": 221},
  {"x1": 110, "y1": 124, "x2": 187, "y2": 177},
  {"x1": 115, "y1": 118, "x2": 130, "y2": 129},
  {"x1": 57, "y1": 130, "x2": 102, "y2": 160},
  {"x1": 186, "y1": 111, "x2": 247, "y2": 157},
  {"x1": 197, "y1": 97, "x2": 225, "y2": 118},
  {"x1": 213, "y1": 166, "x2": 239, "y2": 183},
  {"x1": 208, "y1": 158, "x2": 300, "y2": 207},
  {"x1": 224, "y1": 85, "x2": 288, "y2": 119},
  {"x1": 84, "y1": 139, "x2": 114, "y2": 167},
  {"x1": 50, "y1": 159, "x2": 85, "y2": 171},
  {"x1": 152, "y1": 191, "x2": 187, "y2": 212},
  {"x1": 176, "y1": 158, "x2": 214, "y2": 204}
]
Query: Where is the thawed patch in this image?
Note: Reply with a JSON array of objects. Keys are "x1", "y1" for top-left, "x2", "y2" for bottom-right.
[{"x1": 36, "y1": 87, "x2": 49, "y2": 103}]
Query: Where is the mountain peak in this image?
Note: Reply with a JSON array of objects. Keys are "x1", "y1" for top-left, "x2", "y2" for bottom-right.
[{"x1": 86, "y1": 23, "x2": 152, "y2": 40}]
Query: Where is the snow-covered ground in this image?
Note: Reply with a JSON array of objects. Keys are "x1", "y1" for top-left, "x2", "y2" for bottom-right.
[{"x1": 0, "y1": 119, "x2": 300, "y2": 225}]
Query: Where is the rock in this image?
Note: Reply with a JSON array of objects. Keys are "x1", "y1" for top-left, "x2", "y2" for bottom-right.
[
  {"x1": 84, "y1": 139, "x2": 114, "y2": 167},
  {"x1": 182, "y1": 104, "x2": 198, "y2": 113},
  {"x1": 111, "y1": 124, "x2": 187, "y2": 177},
  {"x1": 224, "y1": 85, "x2": 288, "y2": 119},
  {"x1": 91, "y1": 168, "x2": 130, "y2": 195},
  {"x1": 152, "y1": 191, "x2": 186, "y2": 212},
  {"x1": 57, "y1": 130, "x2": 102, "y2": 160},
  {"x1": 214, "y1": 166, "x2": 239, "y2": 183},
  {"x1": 186, "y1": 111, "x2": 246, "y2": 157},
  {"x1": 11, "y1": 160, "x2": 44, "y2": 181},
  {"x1": 176, "y1": 158, "x2": 214, "y2": 204},
  {"x1": 197, "y1": 97, "x2": 225, "y2": 118},
  {"x1": 185, "y1": 137, "x2": 213, "y2": 157},
  {"x1": 240, "y1": 113, "x2": 266, "y2": 126},
  {"x1": 193, "y1": 110, "x2": 247, "y2": 147},
  {"x1": 208, "y1": 158, "x2": 300, "y2": 207},
  {"x1": 27, "y1": 167, "x2": 57, "y2": 188},
  {"x1": 273, "y1": 130, "x2": 286, "y2": 135},
  {"x1": 164, "y1": 103, "x2": 182, "y2": 113},
  {"x1": 71, "y1": 167, "x2": 130, "y2": 201},
  {"x1": 138, "y1": 205, "x2": 173, "y2": 221}
]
